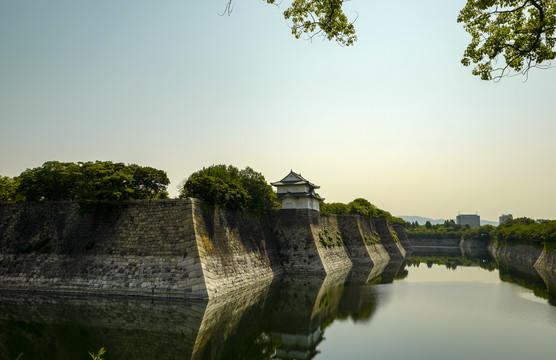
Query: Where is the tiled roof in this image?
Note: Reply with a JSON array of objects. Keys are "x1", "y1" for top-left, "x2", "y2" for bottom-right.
[
  {"x1": 276, "y1": 191, "x2": 324, "y2": 201},
  {"x1": 270, "y1": 170, "x2": 320, "y2": 188}
]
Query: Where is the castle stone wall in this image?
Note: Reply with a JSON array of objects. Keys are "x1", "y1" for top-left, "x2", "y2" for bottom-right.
[
  {"x1": 0, "y1": 201, "x2": 409, "y2": 299},
  {"x1": 374, "y1": 219, "x2": 406, "y2": 259},
  {"x1": 0, "y1": 199, "x2": 208, "y2": 298}
]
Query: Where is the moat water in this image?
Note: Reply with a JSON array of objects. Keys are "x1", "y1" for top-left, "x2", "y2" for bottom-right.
[{"x1": 1, "y1": 247, "x2": 556, "y2": 360}]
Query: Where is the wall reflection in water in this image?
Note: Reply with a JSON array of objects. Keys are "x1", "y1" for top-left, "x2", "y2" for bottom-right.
[
  {"x1": 409, "y1": 245, "x2": 556, "y2": 306},
  {"x1": 0, "y1": 259, "x2": 406, "y2": 360},
  {"x1": 1, "y1": 248, "x2": 554, "y2": 360}
]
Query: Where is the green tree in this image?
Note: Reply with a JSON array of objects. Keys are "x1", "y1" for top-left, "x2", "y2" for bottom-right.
[
  {"x1": 458, "y1": 0, "x2": 556, "y2": 80},
  {"x1": 15, "y1": 161, "x2": 169, "y2": 208},
  {"x1": 224, "y1": 0, "x2": 357, "y2": 46},
  {"x1": 238, "y1": 167, "x2": 279, "y2": 211},
  {"x1": 179, "y1": 165, "x2": 279, "y2": 211},
  {"x1": 320, "y1": 197, "x2": 400, "y2": 224},
  {"x1": 182, "y1": 175, "x2": 248, "y2": 210},
  {"x1": 348, "y1": 198, "x2": 379, "y2": 218},
  {"x1": 0, "y1": 176, "x2": 20, "y2": 201},
  {"x1": 320, "y1": 202, "x2": 350, "y2": 215},
  {"x1": 226, "y1": 1, "x2": 556, "y2": 80},
  {"x1": 17, "y1": 161, "x2": 78, "y2": 201},
  {"x1": 126, "y1": 164, "x2": 171, "y2": 199}
]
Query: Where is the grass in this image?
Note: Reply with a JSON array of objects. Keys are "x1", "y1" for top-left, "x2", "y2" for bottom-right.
[{"x1": 89, "y1": 347, "x2": 106, "y2": 360}]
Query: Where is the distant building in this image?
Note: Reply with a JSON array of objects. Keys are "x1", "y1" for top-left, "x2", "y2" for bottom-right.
[
  {"x1": 456, "y1": 214, "x2": 480, "y2": 228},
  {"x1": 271, "y1": 170, "x2": 323, "y2": 211},
  {"x1": 499, "y1": 214, "x2": 513, "y2": 225}
]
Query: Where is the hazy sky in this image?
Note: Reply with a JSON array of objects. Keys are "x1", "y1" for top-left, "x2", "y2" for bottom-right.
[{"x1": 1, "y1": 1, "x2": 555, "y2": 221}]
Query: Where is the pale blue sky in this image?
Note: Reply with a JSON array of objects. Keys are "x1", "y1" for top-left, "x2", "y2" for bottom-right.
[{"x1": 1, "y1": 1, "x2": 555, "y2": 221}]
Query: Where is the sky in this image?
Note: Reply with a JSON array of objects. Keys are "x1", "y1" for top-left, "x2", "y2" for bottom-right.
[{"x1": 1, "y1": 1, "x2": 555, "y2": 221}]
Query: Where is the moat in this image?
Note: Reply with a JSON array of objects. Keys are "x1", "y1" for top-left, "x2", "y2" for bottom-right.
[{"x1": 1, "y1": 246, "x2": 555, "y2": 360}]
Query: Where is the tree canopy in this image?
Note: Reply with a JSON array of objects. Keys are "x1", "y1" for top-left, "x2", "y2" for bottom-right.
[
  {"x1": 458, "y1": 0, "x2": 556, "y2": 80},
  {"x1": 0, "y1": 176, "x2": 20, "y2": 201},
  {"x1": 225, "y1": 0, "x2": 357, "y2": 46},
  {"x1": 4, "y1": 161, "x2": 169, "y2": 209},
  {"x1": 240, "y1": 0, "x2": 556, "y2": 80},
  {"x1": 320, "y1": 197, "x2": 404, "y2": 224},
  {"x1": 179, "y1": 164, "x2": 279, "y2": 211},
  {"x1": 494, "y1": 217, "x2": 556, "y2": 246}
]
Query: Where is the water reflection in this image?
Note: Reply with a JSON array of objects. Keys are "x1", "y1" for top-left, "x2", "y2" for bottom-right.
[
  {"x1": 408, "y1": 245, "x2": 556, "y2": 306},
  {"x1": 1, "y1": 247, "x2": 556, "y2": 360}
]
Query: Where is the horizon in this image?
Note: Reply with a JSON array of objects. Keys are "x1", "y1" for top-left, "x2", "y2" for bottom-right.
[
  {"x1": 396, "y1": 215, "x2": 501, "y2": 224},
  {"x1": 2, "y1": 2, "x2": 555, "y2": 221}
]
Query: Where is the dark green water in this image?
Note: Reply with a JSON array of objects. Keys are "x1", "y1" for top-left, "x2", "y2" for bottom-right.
[{"x1": 1, "y1": 248, "x2": 556, "y2": 360}]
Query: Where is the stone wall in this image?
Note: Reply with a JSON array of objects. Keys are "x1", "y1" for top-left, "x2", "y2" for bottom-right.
[
  {"x1": 267, "y1": 210, "x2": 356, "y2": 275},
  {"x1": 191, "y1": 201, "x2": 277, "y2": 298},
  {"x1": 459, "y1": 238, "x2": 491, "y2": 257},
  {"x1": 338, "y1": 215, "x2": 390, "y2": 268},
  {"x1": 0, "y1": 199, "x2": 209, "y2": 298},
  {"x1": 267, "y1": 210, "x2": 394, "y2": 275},
  {"x1": 268, "y1": 209, "x2": 328, "y2": 274},
  {"x1": 0, "y1": 200, "x2": 409, "y2": 299},
  {"x1": 487, "y1": 243, "x2": 556, "y2": 303},
  {"x1": 535, "y1": 249, "x2": 556, "y2": 277},
  {"x1": 374, "y1": 219, "x2": 406, "y2": 258},
  {"x1": 409, "y1": 237, "x2": 461, "y2": 247},
  {"x1": 393, "y1": 224, "x2": 413, "y2": 252},
  {"x1": 535, "y1": 250, "x2": 556, "y2": 301},
  {"x1": 309, "y1": 214, "x2": 353, "y2": 274},
  {"x1": 489, "y1": 243, "x2": 543, "y2": 277}
]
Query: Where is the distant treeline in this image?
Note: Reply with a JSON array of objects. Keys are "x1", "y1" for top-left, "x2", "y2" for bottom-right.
[
  {"x1": 405, "y1": 220, "x2": 465, "y2": 239},
  {"x1": 320, "y1": 198, "x2": 404, "y2": 224},
  {"x1": 406, "y1": 218, "x2": 556, "y2": 250}
]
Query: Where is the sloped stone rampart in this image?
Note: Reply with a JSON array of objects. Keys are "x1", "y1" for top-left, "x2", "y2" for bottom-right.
[
  {"x1": 190, "y1": 201, "x2": 277, "y2": 298},
  {"x1": 374, "y1": 219, "x2": 406, "y2": 259},
  {"x1": 393, "y1": 224, "x2": 413, "y2": 252},
  {"x1": 0, "y1": 199, "x2": 208, "y2": 298},
  {"x1": 268, "y1": 210, "x2": 395, "y2": 275},
  {"x1": 268, "y1": 209, "x2": 327, "y2": 274},
  {"x1": 337, "y1": 215, "x2": 390, "y2": 267},
  {"x1": 0, "y1": 200, "x2": 409, "y2": 298},
  {"x1": 535, "y1": 250, "x2": 556, "y2": 277},
  {"x1": 535, "y1": 250, "x2": 556, "y2": 298},
  {"x1": 489, "y1": 243, "x2": 543, "y2": 277},
  {"x1": 409, "y1": 237, "x2": 461, "y2": 247},
  {"x1": 310, "y1": 214, "x2": 353, "y2": 274}
]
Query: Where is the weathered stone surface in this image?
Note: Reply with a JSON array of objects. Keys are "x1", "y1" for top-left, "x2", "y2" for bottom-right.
[
  {"x1": 535, "y1": 249, "x2": 556, "y2": 281},
  {"x1": 393, "y1": 224, "x2": 413, "y2": 252},
  {"x1": 489, "y1": 243, "x2": 543, "y2": 277},
  {"x1": 0, "y1": 200, "x2": 409, "y2": 299},
  {"x1": 409, "y1": 237, "x2": 461, "y2": 247},
  {"x1": 374, "y1": 219, "x2": 406, "y2": 259}
]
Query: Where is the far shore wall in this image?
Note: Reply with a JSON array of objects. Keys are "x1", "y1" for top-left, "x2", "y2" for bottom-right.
[
  {"x1": 0, "y1": 200, "x2": 408, "y2": 299},
  {"x1": 489, "y1": 243, "x2": 543, "y2": 277},
  {"x1": 408, "y1": 237, "x2": 461, "y2": 247},
  {"x1": 483, "y1": 242, "x2": 556, "y2": 303}
]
